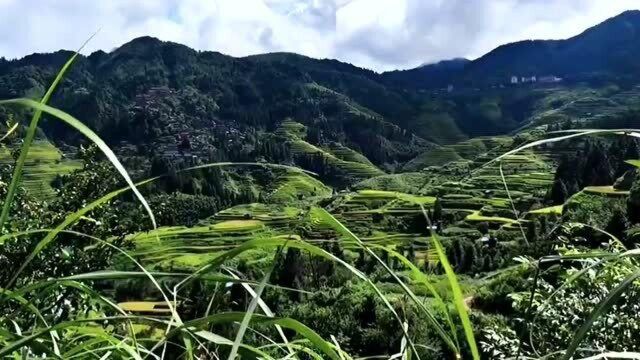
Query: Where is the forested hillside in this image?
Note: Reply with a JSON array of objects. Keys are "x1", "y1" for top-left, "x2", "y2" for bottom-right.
[{"x1": 2, "y1": 9, "x2": 640, "y2": 360}]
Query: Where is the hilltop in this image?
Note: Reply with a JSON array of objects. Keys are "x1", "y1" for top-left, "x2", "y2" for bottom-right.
[
  {"x1": 384, "y1": 10, "x2": 640, "y2": 88},
  {"x1": 3, "y1": 8, "x2": 640, "y2": 360}
]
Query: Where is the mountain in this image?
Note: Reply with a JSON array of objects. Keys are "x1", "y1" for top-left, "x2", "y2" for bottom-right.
[
  {"x1": 381, "y1": 58, "x2": 470, "y2": 89},
  {"x1": 1, "y1": 10, "x2": 640, "y2": 186},
  {"x1": 386, "y1": 10, "x2": 640, "y2": 88},
  {"x1": 0, "y1": 36, "x2": 549, "y2": 178},
  {"x1": 0, "y1": 36, "x2": 433, "y2": 177},
  {"x1": 464, "y1": 10, "x2": 640, "y2": 83}
]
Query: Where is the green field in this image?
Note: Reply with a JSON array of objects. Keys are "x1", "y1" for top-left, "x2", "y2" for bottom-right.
[
  {"x1": 0, "y1": 140, "x2": 82, "y2": 200},
  {"x1": 278, "y1": 120, "x2": 385, "y2": 180},
  {"x1": 529, "y1": 204, "x2": 563, "y2": 215},
  {"x1": 127, "y1": 203, "x2": 304, "y2": 270}
]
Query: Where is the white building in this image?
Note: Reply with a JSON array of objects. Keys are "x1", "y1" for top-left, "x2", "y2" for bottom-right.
[
  {"x1": 539, "y1": 75, "x2": 563, "y2": 83},
  {"x1": 510, "y1": 75, "x2": 518, "y2": 84}
]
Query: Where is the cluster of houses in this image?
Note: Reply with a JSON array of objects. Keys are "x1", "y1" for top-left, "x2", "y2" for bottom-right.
[{"x1": 510, "y1": 75, "x2": 563, "y2": 84}]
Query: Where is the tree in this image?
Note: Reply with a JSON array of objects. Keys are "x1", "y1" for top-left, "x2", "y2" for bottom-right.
[
  {"x1": 433, "y1": 198, "x2": 443, "y2": 222},
  {"x1": 274, "y1": 248, "x2": 303, "y2": 300},
  {"x1": 549, "y1": 179, "x2": 569, "y2": 204},
  {"x1": 605, "y1": 207, "x2": 629, "y2": 240},
  {"x1": 628, "y1": 177, "x2": 640, "y2": 223},
  {"x1": 526, "y1": 220, "x2": 538, "y2": 242}
]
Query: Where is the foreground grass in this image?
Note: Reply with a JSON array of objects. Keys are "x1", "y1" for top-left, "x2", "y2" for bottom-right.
[{"x1": 2, "y1": 41, "x2": 639, "y2": 360}]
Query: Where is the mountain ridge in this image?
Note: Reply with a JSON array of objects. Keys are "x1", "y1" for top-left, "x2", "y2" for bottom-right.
[{"x1": 1, "y1": 10, "x2": 640, "y2": 185}]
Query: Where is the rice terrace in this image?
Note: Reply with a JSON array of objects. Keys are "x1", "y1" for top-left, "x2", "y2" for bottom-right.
[{"x1": 2, "y1": 2, "x2": 640, "y2": 359}]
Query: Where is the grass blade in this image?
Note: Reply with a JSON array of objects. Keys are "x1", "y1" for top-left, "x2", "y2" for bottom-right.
[
  {"x1": 225, "y1": 268, "x2": 296, "y2": 357},
  {"x1": 423, "y1": 205, "x2": 479, "y2": 360},
  {"x1": 368, "y1": 244, "x2": 459, "y2": 346},
  {"x1": 176, "y1": 313, "x2": 342, "y2": 360},
  {"x1": 0, "y1": 98, "x2": 157, "y2": 230},
  {"x1": 0, "y1": 33, "x2": 97, "y2": 231},
  {"x1": 499, "y1": 161, "x2": 528, "y2": 245},
  {"x1": 228, "y1": 248, "x2": 283, "y2": 359},
  {"x1": 312, "y1": 207, "x2": 451, "y2": 359}
]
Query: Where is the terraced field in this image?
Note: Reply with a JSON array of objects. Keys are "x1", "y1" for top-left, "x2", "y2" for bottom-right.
[
  {"x1": 583, "y1": 185, "x2": 630, "y2": 196},
  {"x1": 124, "y1": 113, "x2": 624, "y2": 284},
  {"x1": 418, "y1": 150, "x2": 554, "y2": 230},
  {"x1": 268, "y1": 172, "x2": 332, "y2": 203},
  {"x1": 277, "y1": 120, "x2": 385, "y2": 179},
  {"x1": 127, "y1": 203, "x2": 303, "y2": 270},
  {"x1": 333, "y1": 189, "x2": 436, "y2": 215},
  {"x1": 527, "y1": 85, "x2": 640, "y2": 129},
  {"x1": 403, "y1": 136, "x2": 512, "y2": 170},
  {"x1": 528, "y1": 204, "x2": 563, "y2": 216},
  {"x1": 0, "y1": 140, "x2": 82, "y2": 200}
]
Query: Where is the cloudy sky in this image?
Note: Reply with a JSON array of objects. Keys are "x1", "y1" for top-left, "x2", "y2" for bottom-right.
[{"x1": 0, "y1": 0, "x2": 638, "y2": 72}]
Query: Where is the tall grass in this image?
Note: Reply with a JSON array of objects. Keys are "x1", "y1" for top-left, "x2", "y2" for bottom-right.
[
  {"x1": 485, "y1": 128, "x2": 640, "y2": 359},
  {"x1": 3, "y1": 40, "x2": 640, "y2": 360},
  {"x1": 0, "y1": 46, "x2": 481, "y2": 359}
]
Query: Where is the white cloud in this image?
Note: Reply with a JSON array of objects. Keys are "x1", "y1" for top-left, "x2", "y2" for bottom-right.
[{"x1": 0, "y1": 0, "x2": 638, "y2": 71}]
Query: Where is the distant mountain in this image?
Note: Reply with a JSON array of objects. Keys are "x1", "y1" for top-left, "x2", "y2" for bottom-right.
[
  {"x1": 385, "y1": 10, "x2": 640, "y2": 88},
  {"x1": 464, "y1": 10, "x2": 640, "y2": 83},
  {"x1": 381, "y1": 58, "x2": 470, "y2": 89}
]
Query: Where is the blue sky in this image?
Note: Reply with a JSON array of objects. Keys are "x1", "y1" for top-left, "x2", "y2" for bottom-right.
[{"x1": 0, "y1": 0, "x2": 638, "y2": 72}]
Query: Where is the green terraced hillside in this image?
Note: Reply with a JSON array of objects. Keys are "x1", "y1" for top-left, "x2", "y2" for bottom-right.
[
  {"x1": 268, "y1": 172, "x2": 332, "y2": 203},
  {"x1": 403, "y1": 136, "x2": 512, "y2": 170},
  {"x1": 127, "y1": 203, "x2": 304, "y2": 270},
  {"x1": 277, "y1": 119, "x2": 385, "y2": 180},
  {"x1": 0, "y1": 140, "x2": 82, "y2": 200}
]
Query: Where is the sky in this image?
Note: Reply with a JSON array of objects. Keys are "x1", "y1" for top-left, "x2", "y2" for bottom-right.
[{"x1": 0, "y1": 0, "x2": 638, "y2": 72}]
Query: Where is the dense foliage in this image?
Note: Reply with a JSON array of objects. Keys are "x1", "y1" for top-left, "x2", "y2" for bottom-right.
[{"x1": 5, "y1": 10, "x2": 640, "y2": 359}]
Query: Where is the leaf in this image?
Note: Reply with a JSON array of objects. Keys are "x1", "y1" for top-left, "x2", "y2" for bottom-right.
[
  {"x1": 563, "y1": 269, "x2": 640, "y2": 360},
  {"x1": 368, "y1": 244, "x2": 459, "y2": 344},
  {"x1": 430, "y1": 230, "x2": 480, "y2": 360},
  {"x1": 228, "y1": 248, "x2": 283, "y2": 359},
  {"x1": 311, "y1": 207, "x2": 452, "y2": 358},
  {"x1": 0, "y1": 33, "x2": 97, "y2": 231},
  {"x1": 499, "y1": 161, "x2": 528, "y2": 245},
  {"x1": 224, "y1": 269, "x2": 295, "y2": 356},
  {"x1": 479, "y1": 129, "x2": 640, "y2": 173},
  {"x1": 0, "y1": 317, "x2": 144, "y2": 359},
  {"x1": 177, "y1": 313, "x2": 341, "y2": 360},
  {"x1": 625, "y1": 159, "x2": 640, "y2": 169},
  {"x1": 0, "y1": 98, "x2": 157, "y2": 230}
]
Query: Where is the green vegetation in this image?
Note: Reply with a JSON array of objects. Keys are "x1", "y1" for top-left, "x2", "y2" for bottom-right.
[
  {"x1": 278, "y1": 119, "x2": 385, "y2": 182},
  {"x1": 403, "y1": 136, "x2": 512, "y2": 170},
  {"x1": 529, "y1": 204, "x2": 563, "y2": 215},
  {"x1": 0, "y1": 140, "x2": 81, "y2": 200},
  {"x1": 465, "y1": 210, "x2": 518, "y2": 225},
  {"x1": 583, "y1": 185, "x2": 630, "y2": 196},
  {"x1": 6, "y1": 17, "x2": 640, "y2": 359}
]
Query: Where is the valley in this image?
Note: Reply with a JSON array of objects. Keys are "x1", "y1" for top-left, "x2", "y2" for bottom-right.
[{"x1": 2, "y1": 8, "x2": 640, "y2": 360}]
